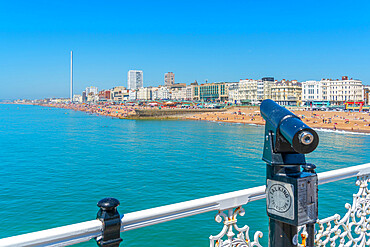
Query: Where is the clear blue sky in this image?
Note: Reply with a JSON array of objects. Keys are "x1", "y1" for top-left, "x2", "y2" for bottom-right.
[{"x1": 1, "y1": 0, "x2": 370, "y2": 99}]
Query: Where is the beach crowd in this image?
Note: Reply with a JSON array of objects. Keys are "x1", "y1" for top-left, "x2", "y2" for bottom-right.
[{"x1": 41, "y1": 102, "x2": 370, "y2": 133}]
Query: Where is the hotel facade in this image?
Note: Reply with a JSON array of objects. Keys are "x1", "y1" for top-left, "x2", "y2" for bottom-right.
[{"x1": 302, "y1": 76, "x2": 364, "y2": 105}]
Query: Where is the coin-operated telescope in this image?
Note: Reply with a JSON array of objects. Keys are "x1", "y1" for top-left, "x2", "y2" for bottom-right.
[{"x1": 260, "y1": 99, "x2": 319, "y2": 247}]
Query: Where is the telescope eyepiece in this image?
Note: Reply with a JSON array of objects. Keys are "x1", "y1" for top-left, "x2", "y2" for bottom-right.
[{"x1": 299, "y1": 131, "x2": 314, "y2": 145}]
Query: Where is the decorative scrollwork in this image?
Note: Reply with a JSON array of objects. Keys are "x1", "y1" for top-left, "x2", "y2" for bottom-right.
[
  {"x1": 210, "y1": 176, "x2": 370, "y2": 246},
  {"x1": 209, "y1": 206, "x2": 263, "y2": 247},
  {"x1": 315, "y1": 175, "x2": 370, "y2": 246}
]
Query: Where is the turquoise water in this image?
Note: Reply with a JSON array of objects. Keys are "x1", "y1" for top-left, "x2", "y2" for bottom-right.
[{"x1": 0, "y1": 104, "x2": 369, "y2": 246}]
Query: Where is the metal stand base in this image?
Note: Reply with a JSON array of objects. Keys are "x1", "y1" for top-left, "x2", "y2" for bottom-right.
[{"x1": 269, "y1": 219, "x2": 297, "y2": 247}]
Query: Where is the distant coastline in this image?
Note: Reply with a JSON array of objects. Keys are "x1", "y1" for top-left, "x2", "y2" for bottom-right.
[{"x1": 7, "y1": 102, "x2": 370, "y2": 134}]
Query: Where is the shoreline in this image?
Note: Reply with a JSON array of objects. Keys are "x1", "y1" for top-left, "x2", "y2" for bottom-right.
[
  {"x1": 9, "y1": 102, "x2": 370, "y2": 134},
  {"x1": 184, "y1": 107, "x2": 370, "y2": 133}
]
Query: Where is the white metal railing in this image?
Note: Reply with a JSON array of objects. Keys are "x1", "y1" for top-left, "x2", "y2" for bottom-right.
[{"x1": 0, "y1": 163, "x2": 369, "y2": 247}]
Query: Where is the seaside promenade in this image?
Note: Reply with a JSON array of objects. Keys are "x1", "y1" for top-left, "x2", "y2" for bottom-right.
[
  {"x1": 187, "y1": 107, "x2": 370, "y2": 133},
  {"x1": 40, "y1": 103, "x2": 370, "y2": 133}
]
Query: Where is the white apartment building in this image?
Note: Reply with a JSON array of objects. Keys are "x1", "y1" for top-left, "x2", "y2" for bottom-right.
[
  {"x1": 170, "y1": 87, "x2": 187, "y2": 100},
  {"x1": 302, "y1": 80, "x2": 323, "y2": 102},
  {"x1": 152, "y1": 86, "x2": 170, "y2": 100},
  {"x1": 258, "y1": 77, "x2": 275, "y2": 103},
  {"x1": 238, "y1": 79, "x2": 258, "y2": 104},
  {"x1": 137, "y1": 87, "x2": 152, "y2": 101},
  {"x1": 127, "y1": 70, "x2": 143, "y2": 90},
  {"x1": 227, "y1": 82, "x2": 239, "y2": 104},
  {"x1": 128, "y1": 90, "x2": 137, "y2": 101},
  {"x1": 321, "y1": 77, "x2": 363, "y2": 104},
  {"x1": 151, "y1": 87, "x2": 159, "y2": 100},
  {"x1": 86, "y1": 86, "x2": 98, "y2": 95},
  {"x1": 185, "y1": 86, "x2": 193, "y2": 100},
  {"x1": 302, "y1": 77, "x2": 364, "y2": 105},
  {"x1": 229, "y1": 78, "x2": 274, "y2": 104}
]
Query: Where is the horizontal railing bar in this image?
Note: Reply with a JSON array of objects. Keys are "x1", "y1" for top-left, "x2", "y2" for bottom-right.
[
  {"x1": 120, "y1": 162, "x2": 370, "y2": 232},
  {"x1": 1, "y1": 163, "x2": 369, "y2": 246},
  {"x1": 317, "y1": 163, "x2": 370, "y2": 185},
  {"x1": 121, "y1": 185, "x2": 266, "y2": 232},
  {"x1": 0, "y1": 220, "x2": 102, "y2": 247}
]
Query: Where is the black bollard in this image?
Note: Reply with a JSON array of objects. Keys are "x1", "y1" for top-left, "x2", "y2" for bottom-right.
[{"x1": 96, "y1": 198, "x2": 123, "y2": 247}]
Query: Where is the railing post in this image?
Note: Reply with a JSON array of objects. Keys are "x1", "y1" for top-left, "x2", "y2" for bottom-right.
[{"x1": 96, "y1": 198, "x2": 123, "y2": 247}]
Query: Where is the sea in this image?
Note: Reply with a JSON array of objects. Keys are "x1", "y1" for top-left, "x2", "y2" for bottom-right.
[{"x1": 0, "y1": 104, "x2": 369, "y2": 246}]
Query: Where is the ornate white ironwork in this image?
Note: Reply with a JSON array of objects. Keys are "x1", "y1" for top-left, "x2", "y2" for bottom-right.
[
  {"x1": 297, "y1": 225, "x2": 308, "y2": 247},
  {"x1": 209, "y1": 206, "x2": 263, "y2": 247},
  {"x1": 315, "y1": 175, "x2": 370, "y2": 246}
]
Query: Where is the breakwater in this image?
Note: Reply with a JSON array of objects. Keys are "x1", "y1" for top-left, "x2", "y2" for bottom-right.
[{"x1": 134, "y1": 108, "x2": 227, "y2": 118}]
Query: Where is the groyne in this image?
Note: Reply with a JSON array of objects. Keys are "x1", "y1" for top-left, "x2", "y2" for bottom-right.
[{"x1": 134, "y1": 108, "x2": 227, "y2": 118}]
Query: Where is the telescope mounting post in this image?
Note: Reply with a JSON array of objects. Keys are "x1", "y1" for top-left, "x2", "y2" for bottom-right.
[{"x1": 260, "y1": 99, "x2": 319, "y2": 247}]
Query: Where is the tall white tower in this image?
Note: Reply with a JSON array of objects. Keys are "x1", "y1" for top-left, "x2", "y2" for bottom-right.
[
  {"x1": 127, "y1": 70, "x2": 143, "y2": 90},
  {"x1": 70, "y1": 51, "x2": 73, "y2": 101}
]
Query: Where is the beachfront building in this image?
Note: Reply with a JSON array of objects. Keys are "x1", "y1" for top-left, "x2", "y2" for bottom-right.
[
  {"x1": 302, "y1": 80, "x2": 323, "y2": 102},
  {"x1": 168, "y1": 83, "x2": 186, "y2": 100},
  {"x1": 86, "y1": 92, "x2": 99, "y2": 103},
  {"x1": 137, "y1": 87, "x2": 152, "y2": 101},
  {"x1": 98, "y1": 90, "x2": 111, "y2": 100},
  {"x1": 271, "y1": 80, "x2": 302, "y2": 106},
  {"x1": 227, "y1": 82, "x2": 240, "y2": 104},
  {"x1": 170, "y1": 87, "x2": 187, "y2": 101},
  {"x1": 301, "y1": 80, "x2": 328, "y2": 107},
  {"x1": 128, "y1": 90, "x2": 137, "y2": 101},
  {"x1": 302, "y1": 77, "x2": 364, "y2": 106},
  {"x1": 164, "y1": 72, "x2": 175, "y2": 86},
  {"x1": 152, "y1": 86, "x2": 170, "y2": 100},
  {"x1": 192, "y1": 82, "x2": 228, "y2": 102},
  {"x1": 321, "y1": 76, "x2": 364, "y2": 105},
  {"x1": 364, "y1": 86, "x2": 370, "y2": 105},
  {"x1": 258, "y1": 77, "x2": 275, "y2": 103},
  {"x1": 238, "y1": 79, "x2": 258, "y2": 105},
  {"x1": 228, "y1": 78, "x2": 274, "y2": 105},
  {"x1": 73, "y1": 94, "x2": 82, "y2": 103},
  {"x1": 185, "y1": 85, "x2": 193, "y2": 101},
  {"x1": 110, "y1": 87, "x2": 128, "y2": 102},
  {"x1": 86, "y1": 86, "x2": 98, "y2": 96},
  {"x1": 128, "y1": 70, "x2": 143, "y2": 90}
]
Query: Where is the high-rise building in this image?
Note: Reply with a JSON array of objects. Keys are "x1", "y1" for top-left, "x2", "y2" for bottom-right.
[
  {"x1": 128, "y1": 70, "x2": 143, "y2": 90},
  {"x1": 164, "y1": 72, "x2": 175, "y2": 86}
]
